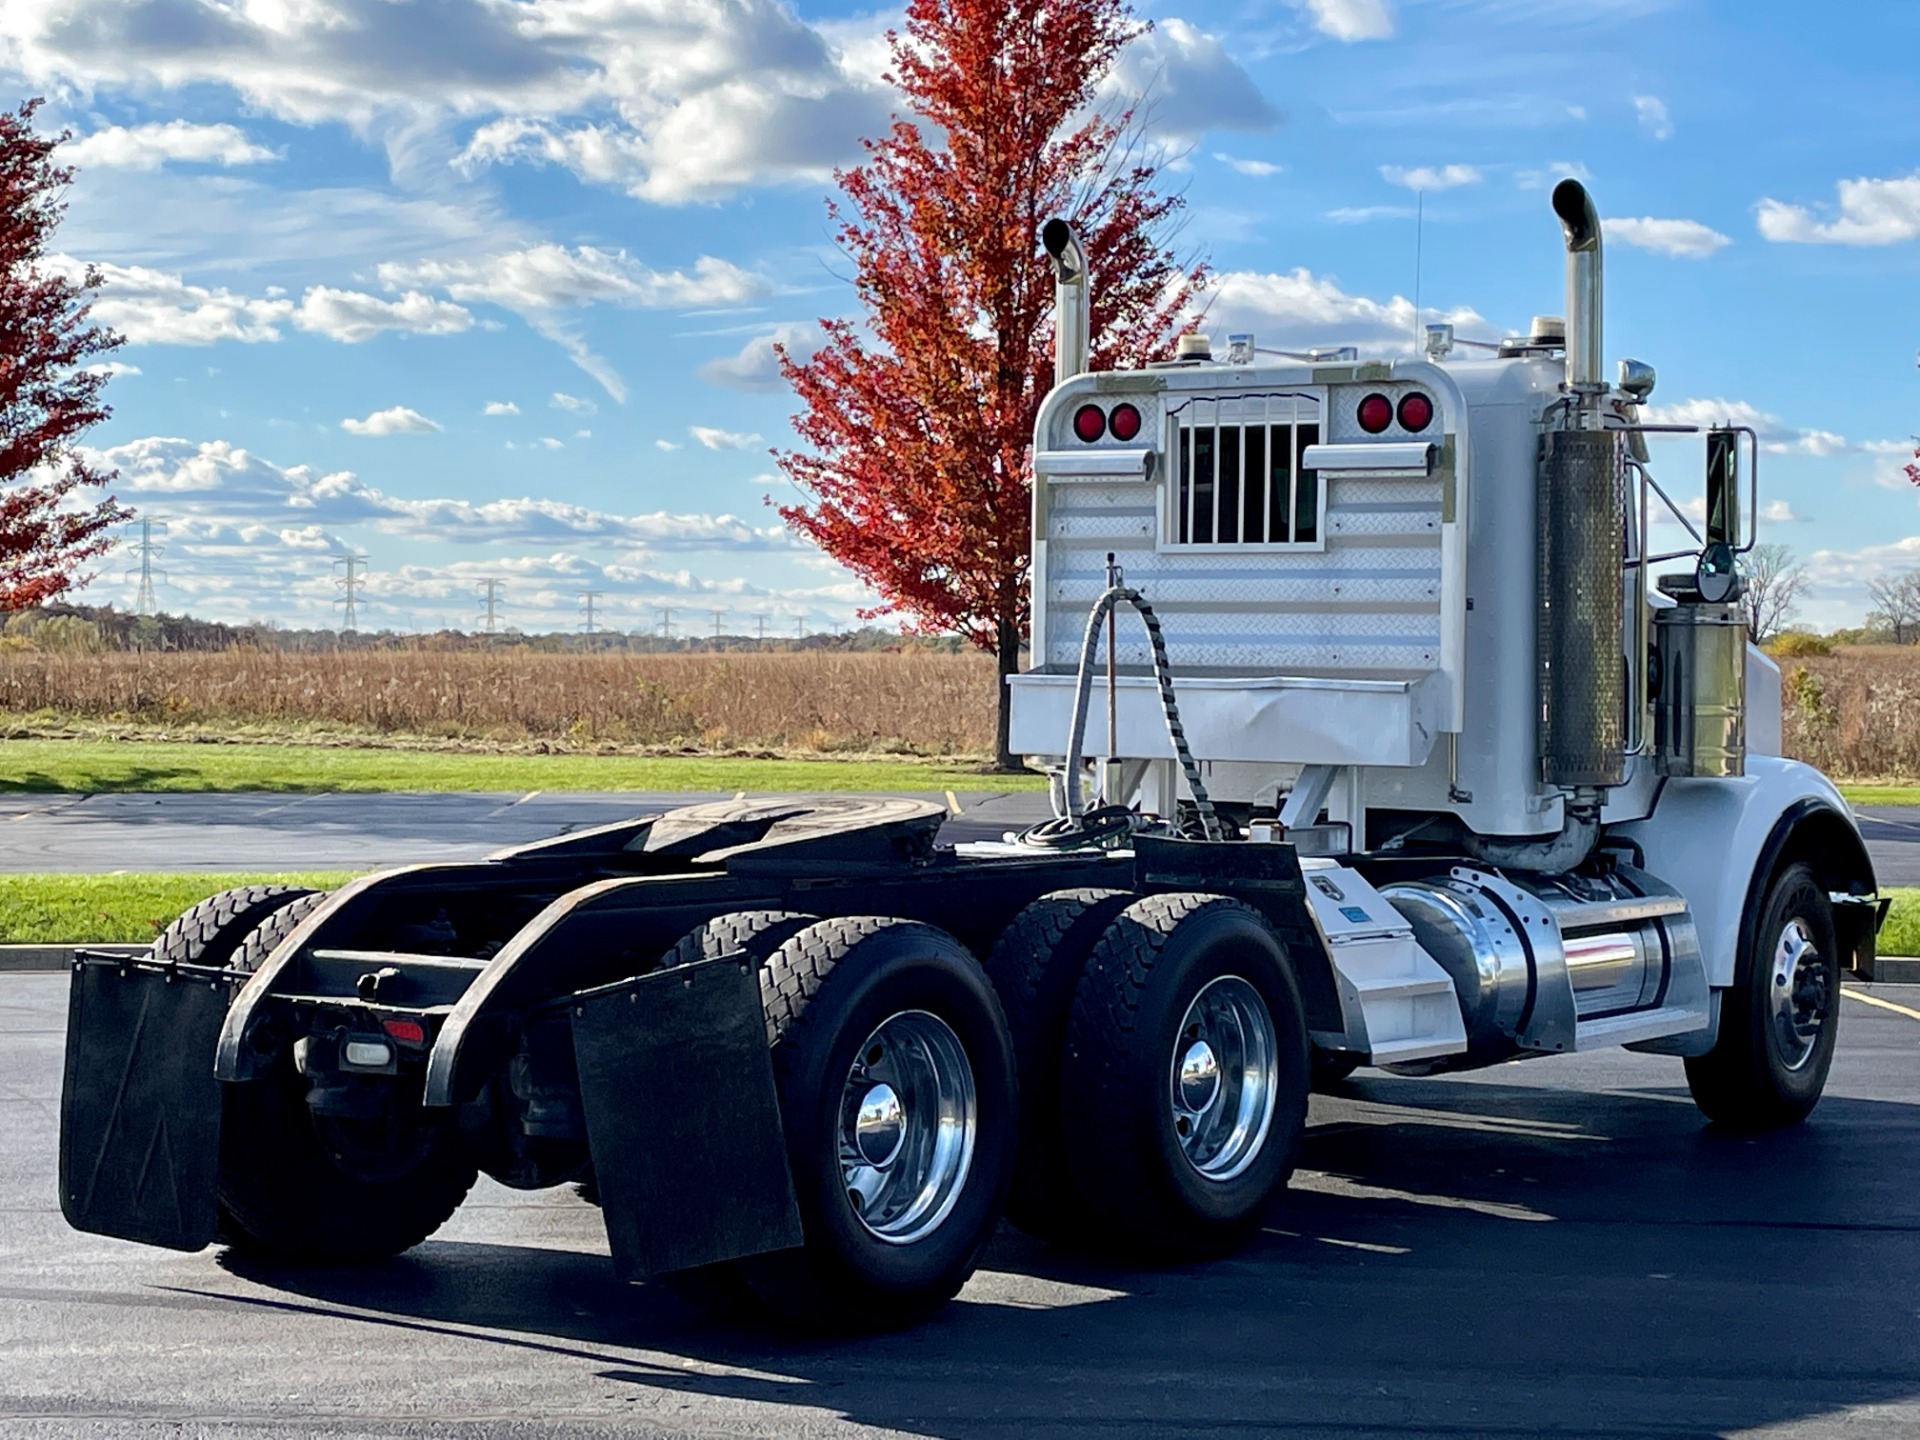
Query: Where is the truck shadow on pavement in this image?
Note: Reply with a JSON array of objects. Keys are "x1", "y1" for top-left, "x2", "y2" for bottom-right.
[{"x1": 209, "y1": 1075, "x2": 1920, "y2": 1438}]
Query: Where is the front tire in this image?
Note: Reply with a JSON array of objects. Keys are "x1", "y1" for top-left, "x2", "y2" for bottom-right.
[
  {"x1": 1060, "y1": 894, "x2": 1309, "y2": 1257},
  {"x1": 727, "y1": 917, "x2": 1018, "y2": 1330},
  {"x1": 1686, "y1": 861, "x2": 1840, "y2": 1129}
]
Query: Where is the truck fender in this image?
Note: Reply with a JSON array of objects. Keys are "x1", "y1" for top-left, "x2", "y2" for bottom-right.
[{"x1": 1610, "y1": 756, "x2": 1875, "y2": 989}]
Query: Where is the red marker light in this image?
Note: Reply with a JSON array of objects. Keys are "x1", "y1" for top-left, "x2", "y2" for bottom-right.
[
  {"x1": 1073, "y1": 404, "x2": 1107, "y2": 442},
  {"x1": 382, "y1": 1019, "x2": 426, "y2": 1045},
  {"x1": 1397, "y1": 392, "x2": 1435, "y2": 431},
  {"x1": 1357, "y1": 393, "x2": 1393, "y2": 434},
  {"x1": 1108, "y1": 403, "x2": 1142, "y2": 442}
]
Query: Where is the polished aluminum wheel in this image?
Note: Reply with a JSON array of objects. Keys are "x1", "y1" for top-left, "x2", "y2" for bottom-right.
[
  {"x1": 1769, "y1": 917, "x2": 1830, "y2": 1073},
  {"x1": 1168, "y1": 975, "x2": 1277, "y2": 1182},
  {"x1": 837, "y1": 1010, "x2": 976, "y2": 1245}
]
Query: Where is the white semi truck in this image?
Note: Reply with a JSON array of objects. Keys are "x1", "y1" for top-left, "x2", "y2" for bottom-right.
[{"x1": 60, "y1": 181, "x2": 1882, "y2": 1331}]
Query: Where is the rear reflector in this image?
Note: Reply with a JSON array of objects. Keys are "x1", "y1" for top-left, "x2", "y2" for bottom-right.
[
  {"x1": 381, "y1": 1019, "x2": 426, "y2": 1045},
  {"x1": 1073, "y1": 404, "x2": 1106, "y2": 442}
]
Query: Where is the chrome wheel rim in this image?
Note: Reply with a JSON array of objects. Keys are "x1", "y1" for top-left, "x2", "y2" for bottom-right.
[
  {"x1": 1169, "y1": 976, "x2": 1277, "y2": 1182},
  {"x1": 1769, "y1": 917, "x2": 1830, "y2": 1073},
  {"x1": 838, "y1": 1010, "x2": 976, "y2": 1245}
]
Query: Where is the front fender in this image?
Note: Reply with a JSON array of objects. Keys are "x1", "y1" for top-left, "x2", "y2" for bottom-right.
[{"x1": 1611, "y1": 756, "x2": 1874, "y2": 987}]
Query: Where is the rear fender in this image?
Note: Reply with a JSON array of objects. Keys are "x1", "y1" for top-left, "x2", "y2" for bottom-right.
[
  {"x1": 1610, "y1": 756, "x2": 1875, "y2": 988},
  {"x1": 422, "y1": 872, "x2": 775, "y2": 1108}
]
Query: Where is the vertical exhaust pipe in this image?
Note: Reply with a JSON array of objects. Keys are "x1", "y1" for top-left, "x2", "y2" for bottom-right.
[
  {"x1": 1551, "y1": 179, "x2": 1603, "y2": 400},
  {"x1": 1042, "y1": 218, "x2": 1089, "y2": 387}
]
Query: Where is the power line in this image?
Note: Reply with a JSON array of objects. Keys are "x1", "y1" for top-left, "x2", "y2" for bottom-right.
[
  {"x1": 579, "y1": 589, "x2": 604, "y2": 635},
  {"x1": 334, "y1": 555, "x2": 368, "y2": 633},
  {"x1": 122, "y1": 516, "x2": 168, "y2": 617},
  {"x1": 477, "y1": 578, "x2": 506, "y2": 635}
]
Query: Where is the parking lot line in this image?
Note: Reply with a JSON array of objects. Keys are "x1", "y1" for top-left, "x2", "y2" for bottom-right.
[{"x1": 1843, "y1": 986, "x2": 1920, "y2": 1022}]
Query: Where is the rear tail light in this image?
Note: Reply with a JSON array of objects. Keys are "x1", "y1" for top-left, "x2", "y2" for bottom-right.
[
  {"x1": 1073, "y1": 404, "x2": 1106, "y2": 442},
  {"x1": 1397, "y1": 392, "x2": 1435, "y2": 431},
  {"x1": 382, "y1": 1019, "x2": 426, "y2": 1045},
  {"x1": 1108, "y1": 403, "x2": 1142, "y2": 442},
  {"x1": 1357, "y1": 393, "x2": 1393, "y2": 434}
]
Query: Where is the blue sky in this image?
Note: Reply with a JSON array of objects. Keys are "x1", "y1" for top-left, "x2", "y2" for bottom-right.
[{"x1": 4, "y1": 0, "x2": 1916, "y2": 634}]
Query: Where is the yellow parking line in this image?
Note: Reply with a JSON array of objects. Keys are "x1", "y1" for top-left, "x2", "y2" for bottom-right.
[
  {"x1": 733, "y1": 791, "x2": 746, "y2": 802},
  {"x1": 1843, "y1": 987, "x2": 1920, "y2": 1022},
  {"x1": 946, "y1": 790, "x2": 963, "y2": 816}
]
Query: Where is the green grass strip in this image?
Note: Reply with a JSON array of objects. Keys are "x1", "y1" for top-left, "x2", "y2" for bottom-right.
[
  {"x1": 1836, "y1": 785, "x2": 1920, "y2": 808},
  {"x1": 1876, "y1": 888, "x2": 1920, "y2": 958},
  {"x1": 0, "y1": 872, "x2": 359, "y2": 944},
  {"x1": 0, "y1": 739, "x2": 1047, "y2": 796}
]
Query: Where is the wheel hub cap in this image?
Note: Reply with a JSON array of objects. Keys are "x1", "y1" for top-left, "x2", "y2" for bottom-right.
[
  {"x1": 838, "y1": 1010, "x2": 976, "y2": 1245},
  {"x1": 1178, "y1": 1040, "x2": 1222, "y2": 1112},
  {"x1": 1769, "y1": 917, "x2": 1829, "y2": 1073},
  {"x1": 1168, "y1": 975, "x2": 1278, "y2": 1183},
  {"x1": 853, "y1": 1083, "x2": 906, "y2": 1167}
]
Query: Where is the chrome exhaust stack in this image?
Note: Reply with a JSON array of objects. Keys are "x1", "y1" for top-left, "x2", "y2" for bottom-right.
[
  {"x1": 1042, "y1": 218, "x2": 1089, "y2": 387},
  {"x1": 1551, "y1": 179, "x2": 1604, "y2": 406}
]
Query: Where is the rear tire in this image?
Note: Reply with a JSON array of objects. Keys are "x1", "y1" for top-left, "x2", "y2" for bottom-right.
[
  {"x1": 217, "y1": 894, "x2": 477, "y2": 1263},
  {"x1": 1061, "y1": 894, "x2": 1309, "y2": 1257},
  {"x1": 1686, "y1": 862, "x2": 1840, "y2": 1130},
  {"x1": 721, "y1": 917, "x2": 1018, "y2": 1330},
  {"x1": 981, "y1": 888, "x2": 1132, "y2": 1240},
  {"x1": 152, "y1": 884, "x2": 317, "y2": 971}
]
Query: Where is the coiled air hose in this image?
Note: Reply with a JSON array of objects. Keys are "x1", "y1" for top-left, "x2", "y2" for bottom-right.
[{"x1": 1024, "y1": 583, "x2": 1221, "y2": 845}]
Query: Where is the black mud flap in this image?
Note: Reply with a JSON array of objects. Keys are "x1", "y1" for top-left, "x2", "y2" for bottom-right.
[
  {"x1": 59, "y1": 956, "x2": 231, "y2": 1251},
  {"x1": 573, "y1": 955, "x2": 802, "y2": 1281}
]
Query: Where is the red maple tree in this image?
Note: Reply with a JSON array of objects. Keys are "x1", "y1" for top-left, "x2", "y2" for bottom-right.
[
  {"x1": 776, "y1": 0, "x2": 1203, "y2": 768},
  {"x1": 0, "y1": 99, "x2": 129, "y2": 609}
]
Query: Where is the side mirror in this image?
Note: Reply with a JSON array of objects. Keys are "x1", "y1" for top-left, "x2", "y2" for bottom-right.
[{"x1": 1705, "y1": 427, "x2": 1740, "y2": 549}]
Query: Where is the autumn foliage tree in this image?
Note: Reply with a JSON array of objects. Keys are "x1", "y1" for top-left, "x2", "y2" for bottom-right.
[
  {"x1": 776, "y1": 0, "x2": 1202, "y2": 768},
  {"x1": 0, "y1": 100, "x2": 128, "y2": 608}
]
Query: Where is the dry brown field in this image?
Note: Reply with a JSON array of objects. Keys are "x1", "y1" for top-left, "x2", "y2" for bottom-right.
[
  {"x1": 0, "y1": 649, "x2": 1001, "y2": 756},
  {"x1": 0, "y1": 645, "x2": 1914, "y2": 778},
  {"x1": 1775, "y1": 645, "x2": 1920, "y2": 781}
]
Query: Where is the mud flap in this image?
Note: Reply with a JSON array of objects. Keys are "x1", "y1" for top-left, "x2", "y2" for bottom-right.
[
  {"x1": 59, "y1": 957, "x2": 231, "y2": 1251},
  {"x1": 572, "y1": 955, "x2": 801, "y2": 1281}
]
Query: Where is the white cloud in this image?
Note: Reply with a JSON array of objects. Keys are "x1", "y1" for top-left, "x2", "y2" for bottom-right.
[
  {"x1": 538, "y1": 436, "x2": 565, "y2": 450},
  {"x1": 1761, "y1": 500, "x2": 1800, "y2": 523},
  {"x1": 1290, "y1": 0, "x2": 1395, "y2": 42},
  {"x1": 1641, "y1": 397, "x2": 1901, "y2": 459},
  {"x1": 1328, "y1": 205, "x2": 1415, "y2": 224},
  {"x1": 550, "y1": 391, "x2": 596, "y2": 414},
  {"x1": 1632, "y1": 94, "x2": 1672, "y2": 141},
  {"x1": 1215, "y1": 153, "x2": 1283, "y2": 177},
  {"x1": 1380, "y1": 164, "x2": 1481, "y2": 191},
  {"x1": 341, "y1": 406, "x2": 441, "y2": 437},
  {"x1": 1208, "y1": 268, "x2": 1488, "y2": 353},
  {"x1": 1603, "y1": 216, "x2": 1731, "y2": 259},
  {"x1": 83, "y1": 361, "x2": 142, "y2": 378},
  {"x1": 65, "y1": 120, "x2": 279, "y2": 171},
  {"x1": 483, "y1": 401, "x2": 520, "y2": 416},
  {"x1": 1100, "y1": 19, "x2": 1279, "y2": 140},
  {"x1": 698, "y1": 322, "x2": 824, "y2": 393},
  {"x1": 292, "y1": 287, "x2": 474, "y2": 342},
  {"x1": 655, "y1": 439, "x2": 682, "y2": 452},
  {"x1": 380, "y1": 245, "x2": 766, "y2": 312},
  {"x1": 1756, "y1": 174, "x2": 1920, "y2": 246},
  {"x1": 692, "y1": 426, "x2": 764, "y2": 451},
  {"x1": 48, "y1": 256, "x2": 294, "y2": 345}
]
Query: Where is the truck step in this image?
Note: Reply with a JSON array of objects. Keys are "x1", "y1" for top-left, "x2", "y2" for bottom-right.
[{"x1": 1575, "y1": 1002, "x2": 1711, "y2": 1051}]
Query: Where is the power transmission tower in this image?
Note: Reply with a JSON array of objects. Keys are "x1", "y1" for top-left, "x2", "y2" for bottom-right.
[
  {"x1": 754, "y1": 613, "x2": 768, "y2": 644},
  {"x1": 709, "y1": 608, "x2": 726, "y2": 645},
  {"x1": 477, "y1": 578, "x2": 505, "y2": 635},
  {"x1": 334, "y1": 555, "x2": 368, "y2": 633},
  {"x1": 656, "y1": 606, "x2": 676, "y2": 645},
  {"x1": 579, "y1": 589, "x2": 604, "y2": 635},
  {"x1": 795, "y1": 614, "x2": 806, "y2": 641},
  {"x1": 123, "y1": 517, "x2": 168, "y2": 616}
]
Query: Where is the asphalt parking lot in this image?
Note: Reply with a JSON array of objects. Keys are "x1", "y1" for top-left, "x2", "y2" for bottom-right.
[{"x1": 4, "y1": 972, "x2": 1917, "y2": 1438}]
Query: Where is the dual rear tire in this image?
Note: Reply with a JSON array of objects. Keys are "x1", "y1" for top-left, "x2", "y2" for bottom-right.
[{"x1": 986, "y1": 890, "x2": 1311, "y2": 1257}]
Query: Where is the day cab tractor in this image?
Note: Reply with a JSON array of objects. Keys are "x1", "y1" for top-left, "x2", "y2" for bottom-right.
[{"x1": 60, "y1": 181, "x2": 1883, "y2": 1330}]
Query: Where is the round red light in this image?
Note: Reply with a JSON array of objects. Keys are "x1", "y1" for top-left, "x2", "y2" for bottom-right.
[
  {"x1": 1108, "y1": 403, "x2": 1142, "y2": 442},
  {"x1": 1397, "y1": 392, "x2": 1435, "y2": 431},
  {"x1": 1357, "y1": 393, "x2": 1393, "y2": 434},
  {"x1": 1073, "y1": 404, "x2": 1106, "y2": 443}
]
